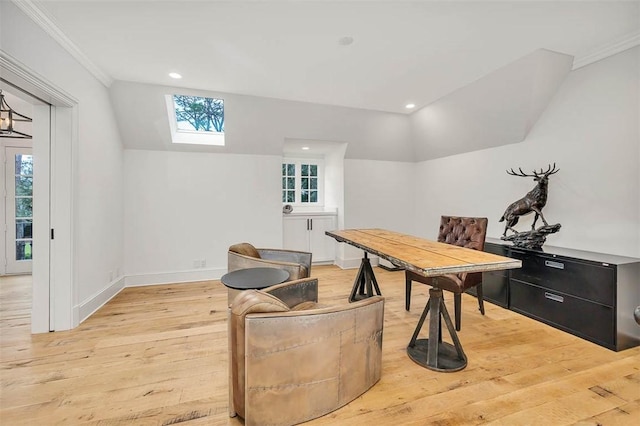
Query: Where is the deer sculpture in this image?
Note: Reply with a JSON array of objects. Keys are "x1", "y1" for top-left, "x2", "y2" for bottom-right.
[{"x1": 500, "y1": 163, "x2": 559, "y2": 236}]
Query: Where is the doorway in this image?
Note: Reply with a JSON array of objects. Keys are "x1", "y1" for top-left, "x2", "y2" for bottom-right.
[
  {"x1": 1, "y1": 89, "x2": 37, "y2": 277},
  {"x1": 4, "y1": 146, "x2": 33, "y2": 274},
  {"x1": 0, "y1": 83, "x2": 52, "y2": 333}
]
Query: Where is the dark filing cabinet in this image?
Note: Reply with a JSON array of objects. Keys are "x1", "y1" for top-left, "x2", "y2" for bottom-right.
[{"x1": 481, "y1": 239, "x2": 640, "y2": 351}]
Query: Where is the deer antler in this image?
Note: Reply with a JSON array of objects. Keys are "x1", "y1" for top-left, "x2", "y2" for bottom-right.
[
  {"x1": 507, "y1": 163, "x2": 560, "y2": 178},
  {"x1": 506, "y1": 167, "x2": 536, "y2": 177},
  {"x1": 533, "y1": 163, "x2": 560, "y2": 177}
]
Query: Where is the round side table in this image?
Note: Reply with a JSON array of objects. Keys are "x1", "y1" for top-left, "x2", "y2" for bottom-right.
[{"x1": 221, "y1": 267, "x2": 290, "y2": 305}]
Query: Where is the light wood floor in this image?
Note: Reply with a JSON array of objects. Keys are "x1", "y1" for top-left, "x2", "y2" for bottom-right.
[{"x1": 1, "y1": 266, "x2": 639, "y2": 425}]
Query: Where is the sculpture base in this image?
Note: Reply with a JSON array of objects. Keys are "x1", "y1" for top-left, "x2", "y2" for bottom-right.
[{"x1": 502, "y1": 223, "x2": 561, "y2": 249}]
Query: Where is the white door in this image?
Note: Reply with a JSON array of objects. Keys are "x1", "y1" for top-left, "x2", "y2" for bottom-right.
[
  {"x1": 4, "y1": 147, "x2": 33, "y2": 274},
  {"x1": 283, "y1": 215, "x2": 336, "y2": 263},
  {"x1": 308, "y1": 216, "x2": 336, "y2": 263},
  {"x1": 283, "y1": 216, "x2": 310, "y2": 252}
]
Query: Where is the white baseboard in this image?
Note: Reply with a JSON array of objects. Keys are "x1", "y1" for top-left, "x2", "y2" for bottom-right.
[
  {"x1": 124, "y1": 267, "x2": 226, "y2": 287},
  {"x1": 77, "y1": 276, "x2": 125, "y2": 323},
  {"x1": 77, "y1": 268, "x2": 226, "y2": 324},
  {"x1": 312, "y1": 260, "x2": 335, "y2": 266}
]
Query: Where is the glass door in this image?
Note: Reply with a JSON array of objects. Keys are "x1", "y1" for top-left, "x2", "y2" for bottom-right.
[{"x1": 5, "y1": 147, "x2": 33, "y2": 274}]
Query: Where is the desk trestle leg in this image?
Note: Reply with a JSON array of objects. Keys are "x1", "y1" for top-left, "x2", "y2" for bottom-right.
[
  {"x1": 349, "y1": 252, "x2": 382, "y2": 302},
  {"x1": 407, "y1": 287, "x2": 468, "y2": 372}
]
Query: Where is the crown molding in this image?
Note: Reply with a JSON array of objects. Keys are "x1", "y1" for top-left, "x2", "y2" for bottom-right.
[
  {"x1": 573, "y1": 31, "x2": 640, "y2": 70},
  {"x1": 1, "y1": 50, "x2": 78, "y2": 107},
  {"x1": 11, "y1": 0, "x2": 113, "y2": 88}
]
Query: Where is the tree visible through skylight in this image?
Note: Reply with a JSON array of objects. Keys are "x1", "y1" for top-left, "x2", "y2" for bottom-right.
[{"x1": 173, "y1": 95, "x2": 224, "y2": 133}]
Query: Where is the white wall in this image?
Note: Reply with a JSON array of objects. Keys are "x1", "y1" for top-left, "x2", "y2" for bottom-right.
[
  {"x1": 122, "y1": 149, "x2": 414, "y2": 280},
  {"x1": 324, "y1": 142, "x2": 348, "y2": 217},
  {"x1": 123, "y1": 150, "x2": 283, "y2": 285},
  {"x1": 1, "y1": 1, "x2": 125, "y2": 326},
  {"x1": 414, "y1": 47, "x2": 640, "y2": 258},
  {"x1": 410, "y1": 49, "x2": 574, "y2": 161},
  {"x1": 341, "y1": 159, "x2": 416, "y2": 266},
  {"x1": 113, "y1": 80, "x2": 416, "y2": 281},
  {"x1": 122, "y1": 45, "x2": 639, "y2": 285}
]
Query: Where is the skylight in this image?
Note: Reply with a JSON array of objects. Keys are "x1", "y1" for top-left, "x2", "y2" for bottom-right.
[{"x1": 165, "y1": 94, "x2": 225, "y2": 146}]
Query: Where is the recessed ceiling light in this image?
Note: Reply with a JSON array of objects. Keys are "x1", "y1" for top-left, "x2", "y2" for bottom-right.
[
  {"x1": 338, "y1": 36, "x2": 354, "y2": 46},
  {"x1": 169, "y1": 72, "x2": 182, "y2": 79},
  {"x1": 302, "y1": 146, "x2": 310, "y2": 150},
  {"x1": 405, "y1": 103, "x2": 416, "y2": 109}
]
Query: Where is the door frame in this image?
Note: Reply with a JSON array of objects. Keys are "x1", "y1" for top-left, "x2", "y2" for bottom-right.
[{"x1": 1, "y1": 50, "x2": 78, "y2": 332}]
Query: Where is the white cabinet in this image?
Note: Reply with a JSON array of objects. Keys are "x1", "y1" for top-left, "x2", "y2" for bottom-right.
[{"x1": 283, "y1": 214, "x2": 337, "y2": 263}]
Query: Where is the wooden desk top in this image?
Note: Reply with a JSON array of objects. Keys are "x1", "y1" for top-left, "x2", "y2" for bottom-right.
[{"x1": 326, "y1": 228, "x2": 521, "y2": 277}]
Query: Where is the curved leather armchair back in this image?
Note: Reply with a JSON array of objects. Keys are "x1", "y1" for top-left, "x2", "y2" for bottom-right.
[
  {"x1": 229, "y1": 291, "x2": 290, "y2": 417},
  {"x1": 227, "y1": 243, "x2": 312, "y2": 280},
  {"x1": 228, "y1": 278, "x2": 384, "y2": 426}
]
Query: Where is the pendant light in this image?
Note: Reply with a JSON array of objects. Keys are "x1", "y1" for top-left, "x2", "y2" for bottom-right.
[{"x1": 0, "y1": 89, "x2": 33, "y2": 139}]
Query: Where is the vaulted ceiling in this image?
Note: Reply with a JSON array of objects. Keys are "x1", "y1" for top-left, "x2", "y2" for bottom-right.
[{"x1": 31, "y1": 1, "x2": 639, "y2": 114}]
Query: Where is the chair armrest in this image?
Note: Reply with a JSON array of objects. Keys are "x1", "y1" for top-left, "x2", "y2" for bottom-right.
[
  {"x1": 228, "y1": 251, "x2": 308, "y2": 280},
  {"x1": 258, "y1": 248, "x2": 312, "y2": 264},
  {"x1": 264, "y1": 278, "x2": 318, "y2": 308},
  {"x1": 258, "y1": 248, "x2": 312, "y2": 276},
  {"x1": 248, "y1": 295, "x2": 383, "y2": 319}
]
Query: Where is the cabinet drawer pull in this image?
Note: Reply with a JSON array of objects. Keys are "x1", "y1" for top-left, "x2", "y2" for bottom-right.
[
  {"x1": 544, "y1": 292, "x2": 564, "y2": 303},
  {"x1": 545, "y1": 260, "x2": 564, "y2": 270}
]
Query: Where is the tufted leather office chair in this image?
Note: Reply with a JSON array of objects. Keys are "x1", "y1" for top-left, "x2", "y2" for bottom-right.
[
  {"x1": 228, "y1": 277, "x2": 384, "y2": 426},
  {"x1": 405, "y1": 216, "x2": 488, "y2": 331},
  {"x1": 228, "y1": 242, "x2": 312, "y2": 280}
]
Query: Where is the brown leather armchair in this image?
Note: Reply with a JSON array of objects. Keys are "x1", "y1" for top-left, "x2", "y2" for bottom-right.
[
  {"x1": 228, "y1": 277, "x2": 384, "y2": 426},
  {"x1": 405, "y1": 216, "x2": 488, "y2": 331},
  {"x1": 228, "y1": 242, "x2": 312, "y2": 280}
]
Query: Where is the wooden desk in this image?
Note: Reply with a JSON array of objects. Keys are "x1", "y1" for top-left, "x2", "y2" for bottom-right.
[{"x1": 326, "y1": 228, "x2": 521, "y2": 371}]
